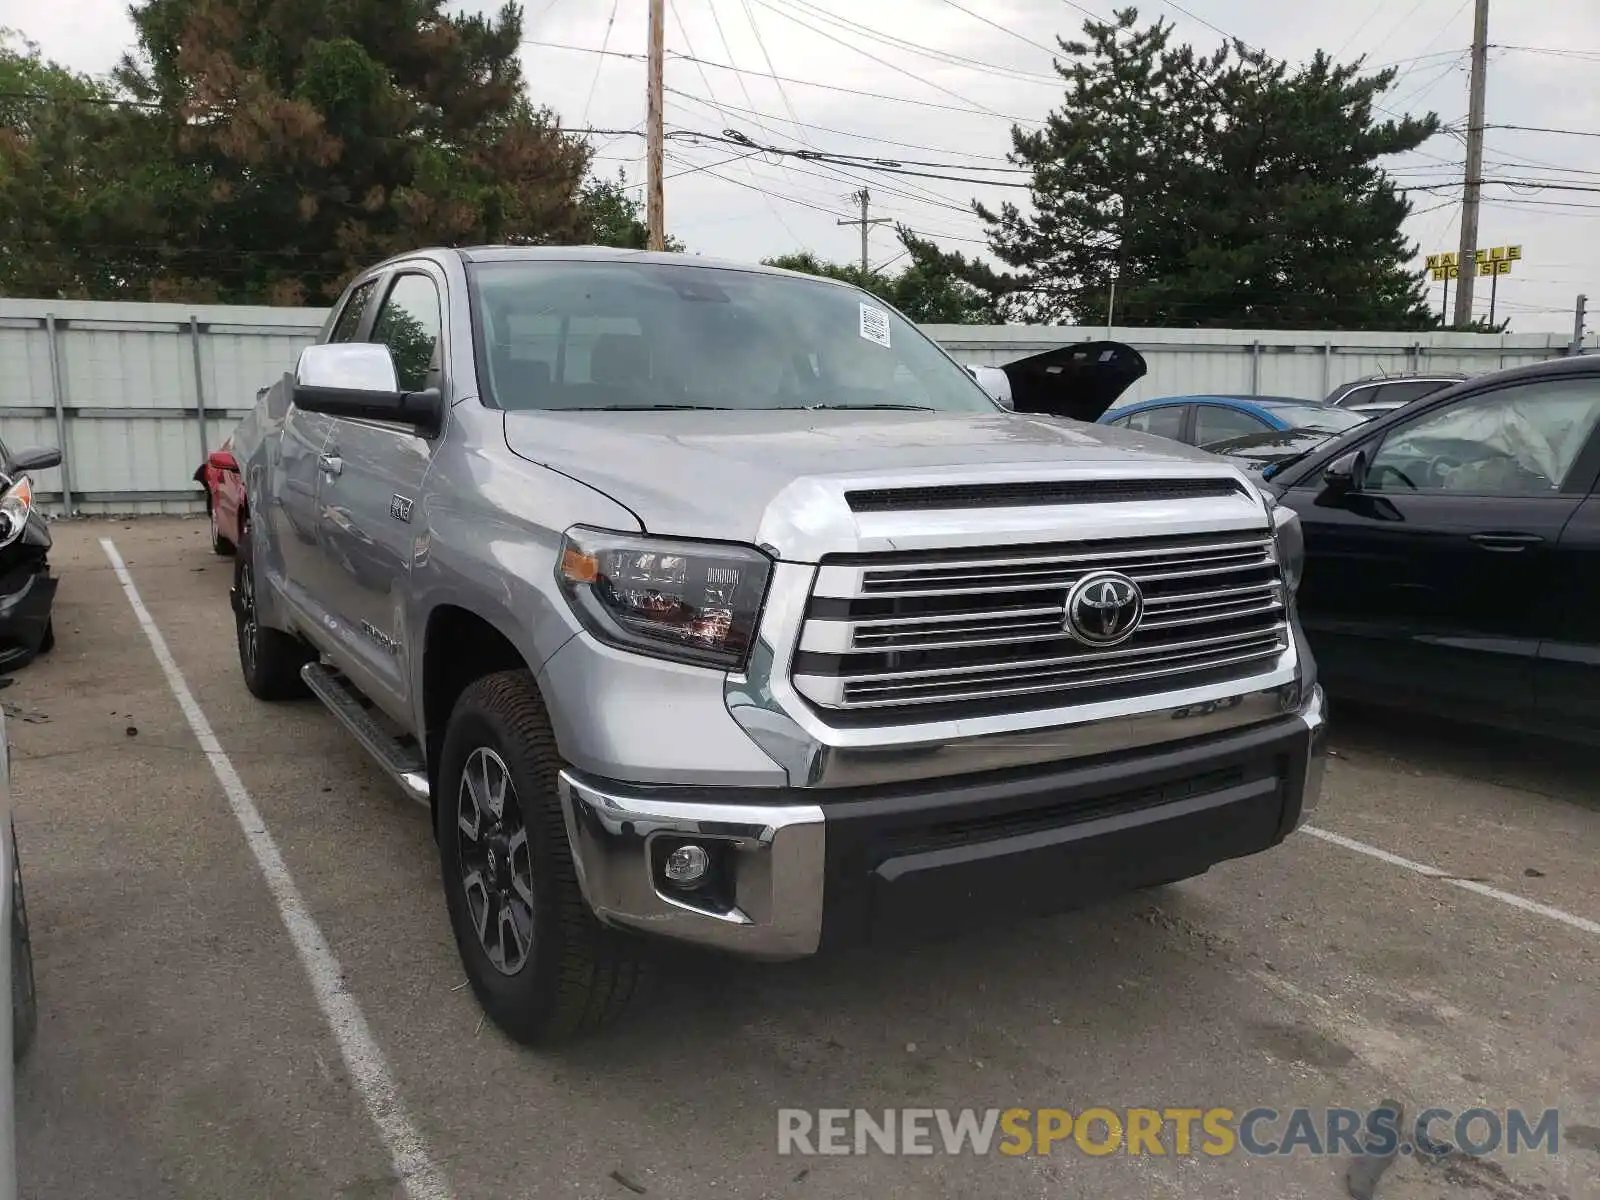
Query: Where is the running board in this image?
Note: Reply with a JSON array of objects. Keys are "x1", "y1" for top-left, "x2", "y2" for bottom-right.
[{"x1": 301, "y1": 662, "x2": 430, "y2": 807}]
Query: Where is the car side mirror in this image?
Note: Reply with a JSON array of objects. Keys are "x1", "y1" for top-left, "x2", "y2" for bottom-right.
[
  {"x1": 292, "y1": 343, "x2": 443, "y2": 435},
  {"x1": 10, "y1": 446, "x2": 62, "y2": 473},
  {"x1": 1321, "y1": 449, "x2": 1368, "y2": 499},
  {"x1": 208, "y1": 449, "x2": 239, "y2": 472}
]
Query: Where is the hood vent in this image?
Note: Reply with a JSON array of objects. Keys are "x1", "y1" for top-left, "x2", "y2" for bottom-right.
[{"x1": 845, "y1": 478, "x2": 1246, "y2": 513}]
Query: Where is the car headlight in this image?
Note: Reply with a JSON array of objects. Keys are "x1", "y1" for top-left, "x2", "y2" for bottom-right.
[
  {"x1": 556, "y1": 527, "x2": 773, "y2": 669},
  {"x1": 0, "y1": 476, "x2": 34, "y2": 549},
  {"x1": 1270, "y1": 500, "x2": 1304, "y2": 595}
]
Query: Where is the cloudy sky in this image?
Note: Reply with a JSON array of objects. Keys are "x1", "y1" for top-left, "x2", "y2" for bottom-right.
[{"x1": 13, "y1": 0, "x2": 1599, "y2": 333}]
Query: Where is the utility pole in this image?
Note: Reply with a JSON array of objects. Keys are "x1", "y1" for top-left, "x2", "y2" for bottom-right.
[
  {"x1": 1451, "y1": 0, "x2": 1490, "y2": 328},
  {"x1": 837, "y1": 189, "x2": 890, "y2": 273},
  {"x1": 646, "y1": 0, "x2": 665, "y2": 251},
  {"x1": 1572, "y1": 294, "x2": 1589, "y2": 356}
]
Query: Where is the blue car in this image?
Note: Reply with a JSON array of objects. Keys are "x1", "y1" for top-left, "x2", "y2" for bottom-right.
[{"x1": 1099, "y1": 393, "x2": 1370, "y2": 448}]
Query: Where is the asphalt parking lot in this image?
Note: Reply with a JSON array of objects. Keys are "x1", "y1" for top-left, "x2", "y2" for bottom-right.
[{"x1": 10, "y1": 517, "x2": 1599, "y2": 1200}]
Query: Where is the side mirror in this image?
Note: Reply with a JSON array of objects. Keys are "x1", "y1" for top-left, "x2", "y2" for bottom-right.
[
  {"x1": 292, "y1": 343, "x2": 443, "y2": 435},
  {"x1": 10, "y1": 446, "x2": 62, "y2": 473},
  {"x1": 1321, "y1": 449, "x2": 1368, "y2": 498},
  {"x1": 208, "y1": 449, "x2": 239, "y2": 472}
]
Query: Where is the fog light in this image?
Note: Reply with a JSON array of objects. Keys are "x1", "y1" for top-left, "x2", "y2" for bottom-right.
[{"x1": 664, "y1": 843, "x2": 711, "y2": 886}]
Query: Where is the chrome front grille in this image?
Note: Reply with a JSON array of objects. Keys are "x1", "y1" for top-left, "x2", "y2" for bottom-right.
[{"x1": 792, "y1": 531, "x2": 1290, "y2": 713}]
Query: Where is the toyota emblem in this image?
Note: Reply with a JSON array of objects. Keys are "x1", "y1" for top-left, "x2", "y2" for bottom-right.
[{"x1": 1064, "y1": 570, "x2": 1144, "y2": 646}]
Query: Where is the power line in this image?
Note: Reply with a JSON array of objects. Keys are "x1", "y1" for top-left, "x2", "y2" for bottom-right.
[
  {"x1": 1148, "y1": 0, "x2": 1238, "y2": 45},
  {"x1": 1492, "y1": 44, "x2": 1600, "y2": 63},
  {"x1": 736, "y1": 0, "x2": 815, "y2": 149},
  {"x1": 757, "y1": 0, "x2": 1063, "y2": 85},
  {"x1": 522, "y1": 37, "x2": 1045, "y2": 122},
  {"x1": 580, "y1": 0, "x2": 621, "y2": 125},
  {"x1": 1485, "y1": 123, "x2": 1600, "y2": 139},
  {"x1": 746, "y1": 0, "x2": 1019, "y2": 117},
  {"x1": 668, "y1": 0, "x2": 804, "y2": 245},
  {"x1": 934, "y1": 0, "x2": 1061, "y2": 57},
  {"x1": 662, "y1": 85, "x2": 1020, "y2": 160}
]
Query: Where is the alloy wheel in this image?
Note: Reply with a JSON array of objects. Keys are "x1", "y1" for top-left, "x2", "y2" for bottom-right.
[
  {"x1": 455, "y1": 746, "x2": 535, "y2": 976},
  {"x1": 237, "y1": 553, "x2": 258, "y2": 677}
]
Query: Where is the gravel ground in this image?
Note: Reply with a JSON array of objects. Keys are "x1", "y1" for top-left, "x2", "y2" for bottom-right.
[{"x1": 10, "y1": 517, "x2": 1598, "y2": 1200}]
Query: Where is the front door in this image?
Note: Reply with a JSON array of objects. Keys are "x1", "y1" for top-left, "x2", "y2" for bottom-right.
[
  {"x1": 317, "y1": 269, "x2": 446, "y2": 721},
  {"x1": 269, "y1": 277, "x2": 380, "y2": 624},
  {"x1": 1285, "y1": 374, "x2": 1600, "y2": 722}
]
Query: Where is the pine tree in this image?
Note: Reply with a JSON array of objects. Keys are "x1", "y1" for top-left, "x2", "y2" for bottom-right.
[
  {"x1": 971, "y1": 8, "x2": 1442, "y2": 331},
  {"x1": 112, "y1": 0, "x2": 594, "y2": 302}
]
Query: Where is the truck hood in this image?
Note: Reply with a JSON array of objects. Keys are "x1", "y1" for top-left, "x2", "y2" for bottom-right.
[{"x1": 503, "y1": 407, "x2": 1250, "y2": 551}]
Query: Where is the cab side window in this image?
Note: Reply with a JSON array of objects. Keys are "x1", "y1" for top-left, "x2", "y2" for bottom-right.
[
  {"x1": 1365, "y1": 378, "x2": 1600, "y2": 496},
  {"x1": 1124, "y1": 405, "x2": 1188, "y2": 440},
  {"x1": 329, "y1": 279, "x2": 377, "y2": 344},
  {"x1": 1194, "y1": 405, "x2": 1266, "y2": 444},
  {"x1": 369, "y1": 274, "x2": 444, "y2": 392}
]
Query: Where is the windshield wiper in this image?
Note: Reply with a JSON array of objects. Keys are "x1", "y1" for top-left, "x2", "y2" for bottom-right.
[
  {"x1": 566, "y1": 404, "x2": 736, "y2": 411},
  {"x1": 802, "y1": 403, "x2": 936, "y2": 411}
]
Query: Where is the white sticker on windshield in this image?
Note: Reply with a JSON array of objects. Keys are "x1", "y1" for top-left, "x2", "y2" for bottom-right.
[{"x1": 859, "y1": 303, "x2": 891, "y2": 348}]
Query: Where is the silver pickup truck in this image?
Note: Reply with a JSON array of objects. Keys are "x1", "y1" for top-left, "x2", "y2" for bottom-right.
[{"x1": 230, "y1": 247, "x2": 1326, "y2": 1045}]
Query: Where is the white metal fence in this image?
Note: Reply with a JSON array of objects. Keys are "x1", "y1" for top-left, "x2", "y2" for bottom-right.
[{"x1": 0, "y1": 297, "x2": 1591, "y2": 515}]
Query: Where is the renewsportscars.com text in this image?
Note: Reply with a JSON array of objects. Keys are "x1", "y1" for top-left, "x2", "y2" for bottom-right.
[{"x1": 777, "y1": 1106, "x2": 1563, "y2": 1158}]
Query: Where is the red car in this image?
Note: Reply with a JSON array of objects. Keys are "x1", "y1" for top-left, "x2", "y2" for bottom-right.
[{"x1": 193, "y1": 438, "x2": 245, "y2": 556}]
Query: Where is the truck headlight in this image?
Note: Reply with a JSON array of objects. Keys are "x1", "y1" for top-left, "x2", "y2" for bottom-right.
[
  {"x1": 557, "y1": 527, "x2": 773, "y2": 669},
  {"x1": 1269, "y1": 500, "x2": 1304, "y2": 595},
  {"x1": 0, "y1": 476, "x2": 34, "y2": 549}
]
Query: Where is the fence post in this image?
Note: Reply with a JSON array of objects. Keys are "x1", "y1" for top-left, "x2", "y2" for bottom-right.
[
  {"x1": 1250, "y1": 340, "x2": 1262, "y2": 395},
  {"x1": 43, "y1": 314, "x2": 74, "y2": 515},
  {"x1": 189, "y1": 316, "x2": 208, "y2": 461},
  {"x1": 1322, "y1": 341, "x2": 1332, "y2": 397}
]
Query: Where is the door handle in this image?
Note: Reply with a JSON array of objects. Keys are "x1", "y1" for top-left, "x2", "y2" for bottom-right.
[
  {"x1": 1469, "y1": 532, "x2": 1543, "y2": 551},
  {"x1": 318, "y1": 453, "x2": 343, "y2": 477}
]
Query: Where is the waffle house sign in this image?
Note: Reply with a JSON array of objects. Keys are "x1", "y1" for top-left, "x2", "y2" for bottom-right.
[{"x1": 1427, "y1": 245, "x2": 1521, "y2": 281}]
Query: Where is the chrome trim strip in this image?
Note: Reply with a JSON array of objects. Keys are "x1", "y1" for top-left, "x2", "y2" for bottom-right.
[
  {"x1": 803, "y1": 623, "x2": 1290, "y2": 688},
  {"x1": 1296, "y1": 684, "x2": 1328, "y2": 824},
  {"x1": 556, "y1": 770, "x2": 825, "y2": 958},
  {"x1": 824, "y1": 643, "x2": 1287, "y2": 709}
]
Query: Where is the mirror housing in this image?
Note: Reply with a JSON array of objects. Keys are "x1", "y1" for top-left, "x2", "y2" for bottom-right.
[
  {"x1": 1321, "y1": 448, "x2": 1368, "y2": 498},
  {"x1": 11, "y1": 446, "x2": 62, "y2": 474},
  {"x1": 291, "y1": 343, "x2": 443, "y2": 435},
  {"x1": 207, "y1": 449, "x2": 239, "y2": 472}
]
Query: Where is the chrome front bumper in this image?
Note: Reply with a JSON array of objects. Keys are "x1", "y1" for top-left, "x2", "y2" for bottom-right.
[{"x1": 558, "y1": 684, "x2": 1329, "y2": 959}]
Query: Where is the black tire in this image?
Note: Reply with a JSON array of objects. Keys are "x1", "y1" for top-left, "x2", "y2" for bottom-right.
[
  {"x1": 209, "y1": 502, "x2": 235, "y2": 556},
  {"x1": 233, "y1": 517, "x2": 312, "y2": 701},
  {"x1": 11, "y1": 826, "x2": 37, "y2": 1064},
  {"x1": 37, "y1": 618, "x2": 53, "y2": 655},
  {"x1": 437, "y1": 670, "x2": 650, "y2": 1045}
]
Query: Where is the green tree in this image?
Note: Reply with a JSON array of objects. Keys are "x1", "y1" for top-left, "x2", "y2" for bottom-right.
[
  {"x1": 579, "y1": 170, "x2": 685, "y2": 251},
  {"x1": 0, "y1": 30, "x2": 159, "y2": 297},
  {"x1": 970, "y1": 8, "x2": 1442, "y2": 330},
  {"x1": 100, "y1": 0, "x2": 596, "y2": 303},
  {"x1": 765, "y1": 227, "x2": 1000, "y2": 324}
]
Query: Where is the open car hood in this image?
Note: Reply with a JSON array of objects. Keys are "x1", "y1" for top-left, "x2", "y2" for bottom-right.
[{"x1": 968, "y1": 340, "x2": 1148, "y2": 423}]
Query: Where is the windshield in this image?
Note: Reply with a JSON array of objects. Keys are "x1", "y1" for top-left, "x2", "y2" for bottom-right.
[
  {"x1": 1270, "y1": 405, "x2": 1369, "y2": 433},
  {"x1": 467, "y1": 259, "x2": 1000, "y2": 414}
]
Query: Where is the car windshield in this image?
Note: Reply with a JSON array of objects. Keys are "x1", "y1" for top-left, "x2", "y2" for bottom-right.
[
  {"x1": 467, "y1": 259, "x2": 1000, "y2": 414},
  {"x1": 1269, "y1": 405, "x2": 1369, "y2": 433}
]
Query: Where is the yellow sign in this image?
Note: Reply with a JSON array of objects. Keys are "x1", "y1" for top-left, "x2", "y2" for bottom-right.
[{"x1": 1427, "y1": 245, "x2": 1520, "y2": 282}]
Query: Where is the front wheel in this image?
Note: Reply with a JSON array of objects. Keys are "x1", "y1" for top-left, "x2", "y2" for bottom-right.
[
  {"x1": 11, "y1": 826, "x2": 37, "y2": 1063},
  {"x1": 437, "y1": 671, "x2": 649, "y2": 1045},
  {"x1": 233, "y1": 518, "x2": 312, "y2": 701}
]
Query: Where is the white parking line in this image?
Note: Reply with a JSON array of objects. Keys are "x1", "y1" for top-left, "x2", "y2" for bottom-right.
[
  {"x1": 100, "y1": 539, "x2": 453, "y2": 1200},
  {"x1": 1302, "y1": 824, "x2": 1600, "y2": 937}
]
